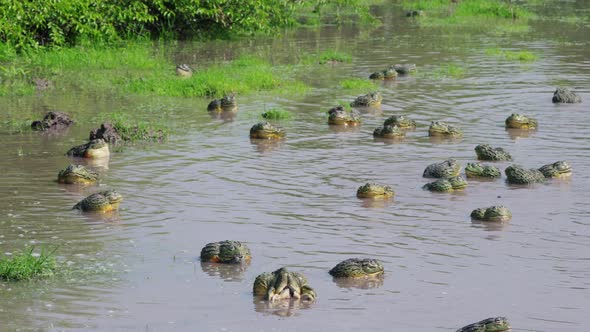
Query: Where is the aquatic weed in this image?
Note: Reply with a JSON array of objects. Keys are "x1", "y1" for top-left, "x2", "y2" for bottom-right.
[
  {"x1": 338, "y1": 78, "x2": 379, "y2": 90},
  {"x1": 0, "y1": 247, "x2": 58, "y2": 281},
  {"x1": 318, "y1": 50, "x2": 352, "y2": 64},
  {"x1": 486, "y1": 48, "x2": 538, "y2": 62},
  {"x1": 420, "y1": 64, "x2": 466, "y2": 79},
  {"x1": 261, "y1": 108, "x2": 294, "y2": 120}
]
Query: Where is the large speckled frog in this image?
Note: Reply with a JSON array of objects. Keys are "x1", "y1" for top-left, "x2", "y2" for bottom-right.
[{"x1": 329, "y1": 258, "x2": 384, "y2": 278}]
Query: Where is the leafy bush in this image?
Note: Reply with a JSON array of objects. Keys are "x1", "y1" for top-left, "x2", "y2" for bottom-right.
[{"x1": 0, "y1": 0, "x2": 301, "y2": 50}]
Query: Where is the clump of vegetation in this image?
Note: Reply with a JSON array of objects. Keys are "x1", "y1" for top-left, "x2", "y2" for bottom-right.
[
  {"x1": 261, "y1": 108, "x2": 294, "y2": 120},
  {"x1": 106, "y1": 112, "x2": 168, "y2": 143},
  {"x1": 0, "y1": 247, "x2": 58, "y2": 281},
  {"x1": 125, "y1": 55, "x2": 308, "y2": 97},
  {"x1": 339, "y1": 78, "x2": 379, "y2": 90},
  {"x1": 485, "y1": 48, "x2": 538, "y2": 62},
  {"x1": 317, "y1": 50, "x2": 352, "y2": 64},
  {"x1": 403, "y1": 0, "x2": 530, "y2": 19},
  {"x1": 402, "y1": 0, "x2": 533, "y2": 32},
  {"x1": 421, "y1": 64, "x2": 466, "y2": 79}
]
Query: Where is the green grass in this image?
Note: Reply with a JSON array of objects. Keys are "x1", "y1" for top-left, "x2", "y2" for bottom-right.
[
  {"x1": 0, "y1": 247, "x2": 58, "y2": 281},
  {"x1": 420, "y1": 63, "x2": 466, "y2": 79},
  {"x1": 486, "y1": 48, "x2": 538, "y2": 61},
  {"x1": 261, "y1": 108, "x2": 294, "y2": 120},
  {"x1": 402, "y1": 0, "x2": 533, "y2": 32},
  {"x1": 338, "y1": 78, "x2": 379, "y2": 90},
  {"x1": 402, "y1": 0, "x2": 531, "y2": 19},
  {"x1": 317, "y1": 50, "x2": 352, "y2": 64},
  {"x1": 0, "y1": 42, "x2": 309, "y2": 98}
]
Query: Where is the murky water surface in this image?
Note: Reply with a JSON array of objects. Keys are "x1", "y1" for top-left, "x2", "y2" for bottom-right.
[{"x1": 1, "y1": 3, "x2": 589, "y2": 331}]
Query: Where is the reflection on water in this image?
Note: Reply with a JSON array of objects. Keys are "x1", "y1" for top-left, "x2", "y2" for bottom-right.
[
  {"x1": 200, "y1": 261, "x2": 249, "y2": 282},
  {"x1": 1, "y1": 1, "x2": 590, "y2": 330},
  {"x1": 373, "y1": 136, "x2": 406, "y2": 145},
  {"x1": 252, "y1": 297, "x2": 314, "y2": 317},
  {"x1": 428, "y1": 136, "x2": 463, "y2": 145},
  {"x1": 505, "y1": 128, "x2": 537, "y2": 140},
  {"x1": 209, "y1": 110, "x2": 237, "y2": 122},
  {"x1": 332, "y1": 275, "x2": 385, "y2": 289},
  {"x1": 77, "y1": 210, "x2": 122, "y2": 224},
  {"x1": 70, "y1": 156, "x2": 110, "y2": 171},
  {"x1": 359, "y1": 197, "x2": 395, "y2": 209},
  {"x1": 249, "y1": 138, "x2": 284, "y2": 154},
  {"x1": 328, "y1": 124, "x2": 362, "y2": 134}
]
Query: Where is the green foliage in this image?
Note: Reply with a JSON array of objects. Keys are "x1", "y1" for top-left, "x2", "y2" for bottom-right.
[
  {"x1": 261, "y1": 108, "x2": 294, "y2": 120},
  {"x1": 317, "y1": 50, "x2": 352, "y2": 64},
  {"x1": 486, "y1": 48, "x2": 538, "y2": 61},
  {"x1": 0, "y1": 0, "x2": 301, "y2": 50},
  {"x1": 0, "y1": 247, "x2": 57, "y2": 281},
  {"x1": 338, "y1": 78, "x2": 378, "y2": 90}
]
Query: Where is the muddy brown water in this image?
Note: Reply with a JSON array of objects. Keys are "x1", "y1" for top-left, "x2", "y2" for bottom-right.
[{"x1": 1, "y1": 3, "x2": 589, "y2": 331}]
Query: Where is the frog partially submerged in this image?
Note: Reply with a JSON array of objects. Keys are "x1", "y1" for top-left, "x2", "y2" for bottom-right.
[
  {"x1": 328, "y1": 105, "x2": 361, "y2": 126},
  {"x1": 253, "y1": 267, "x2": 316, "y2": 302},
  {"x1": 475, "y1": 144, "x2": 512, "y2": 161},
  {"x1": 356, "y1": 183, "x2": 394, "y2": 199},
  {"x1": 200, "y1": 240, "x2": 251, "y2": 264},
  {"x1": 350, "y1": 92, "x2": 383, "y2": 107},
  {"x1": 505, "y1": 113, "x2": 537, "y2": 130},
  {"x1": 423, "y1": 159, "x2": 461, "y2": 179},
  {"x1": 329, "y1": 258, "x2": 384, "y2": 278},
  {"x1": 505, "y1": 165, "x2": 545, "y2": 184},
  {"x1": 250, "y1": 122, "x2": 286, "y2": 139},
  {"x1": 470, "y1": 206, "x2": 512, "y2": 222},
  {"x1": 538, "y1": 160, "x2": 572, "y2": 178},
  {"x1": 465, "y1": 162, "x2": 501, "y2": 179},
  {"x1": 428, "y1": 121, "x2": 463, "y2": 138}
]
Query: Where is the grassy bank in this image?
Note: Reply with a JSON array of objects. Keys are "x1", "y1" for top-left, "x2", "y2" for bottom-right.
[{"x1": 0, "y1": 42, "x2": 309, "y2": 98}]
